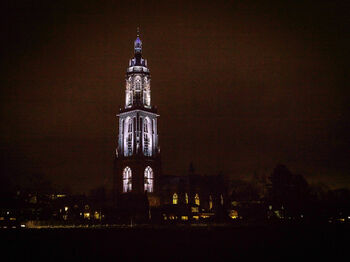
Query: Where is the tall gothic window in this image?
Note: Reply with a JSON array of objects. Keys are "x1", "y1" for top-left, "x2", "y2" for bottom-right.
[
  {"x1": 144, "y1": 166, "x2": 153, "y2": 193},
  {"x1": 185, "y1": 193, "x2": 189, "y2": 204},
  {"x1": 173, "y1": 193, "x2": 178, "y2": 205},
  {"x1": 122, "y1": 167, "x2": 132, "y2": 193},
  {"x1": 195, "y1": 194, "x2": 200, "y2": 206},
  {"x1": 134, "y1": 76, "x2": 142, "y2": 103},
  {"x1": 127, "y1": 120, "x2": 133, "y2": 156},
  {"x1": 143, "y1": 78, "x2": 151, "y2": 107},
  {"x1": 143, "y1": 118, "x2": 151, "y2": 156},
  {"x1": 144, "y1": 119, "x2": 148, "y2": 133}
]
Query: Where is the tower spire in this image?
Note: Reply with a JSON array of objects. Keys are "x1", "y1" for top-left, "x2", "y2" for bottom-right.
[{"x1": 134, "y1": 27, "x2": 142, "y2": 54}]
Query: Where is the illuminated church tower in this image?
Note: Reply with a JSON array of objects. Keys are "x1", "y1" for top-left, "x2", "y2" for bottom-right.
[{"x1": 114, "y1": 31, "x2": 161, "y2": 208}]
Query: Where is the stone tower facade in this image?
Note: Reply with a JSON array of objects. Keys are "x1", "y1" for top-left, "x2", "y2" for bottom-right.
[{"x1": 114, "y1": 32, "x2": 161, "y2": 210}]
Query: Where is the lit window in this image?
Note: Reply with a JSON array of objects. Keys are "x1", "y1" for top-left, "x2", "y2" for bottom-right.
[
  {"x1": 144, "y1": 90, "x2": 151, "y2": 107},
  {"x1": 144, "y1": 166, "x2": 154, "y2": 193},
  {"x1": 143, "y1": 118, "x2": 150, "y2": 156},
  {"x1": 195, "y1": 194, "x2": 200, "y2": 206},
  {"x1": 127, "y1": 120, "x2": 133, "y2": 156},
  {"x1": 123, "y1": 166, "x2": 132, "y2": 192},
  {"x1": 125, "y1": 83, "x2": 132, "y2": 107},
  {"x1": 127, "y1": 134, "x2": 132, "y2": 155},
  {"x1": 57, "y1": 194, "x2": 66, "y2": 198},
  {"x1": 128, "y1": 120, "x2": 132, "y2": 132},
  {"x1": 185, "y1": 193, "x2": 189, "y2": 204},
  {"x1": 144, "y1": 119, "x2": 148, "y2": 133},
  {"x1": 144, "y1": 134, "x2": 149, "y2": 155},
  {"x1": 135, "y1": 76, "x2": 141, "y2": 90},
  {"x1": 94, "y1": 211, "x2": 101, "y2": 220},
  {"x1": 173, "y1": 193, "x2": 178, "y2": 205},
  {"x1": 229, "y1": 210, "x2": 238, "y2": 219},
  {"x1": 209, "y1": 195, "x2": 213, "y2": 210},
  {"x1": 191, "y1": 207, "x2": 199, "y2": 213}
]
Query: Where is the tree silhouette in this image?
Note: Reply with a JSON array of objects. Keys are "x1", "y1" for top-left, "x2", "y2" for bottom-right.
[{"x1": 268, "y1": 164, "x2": 310, "y2": 218}]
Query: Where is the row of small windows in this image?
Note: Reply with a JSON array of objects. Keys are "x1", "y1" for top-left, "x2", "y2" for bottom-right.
[
  {"x1": 172, "y1": 193, "x2": 223, "y2": 207},
  {"x1": 172, "y1": 193, "x2": 200, "y2": 205},
  {"x1": 122, "y1": 166, "x2": 154, "y2": 193}
]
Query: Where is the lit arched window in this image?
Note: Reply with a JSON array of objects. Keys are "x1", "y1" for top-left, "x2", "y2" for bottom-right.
[
  {"x1": 143, "y1": 118, "x2": 152, "y2": 156},
  {"x1": 144, "y1": 166, "x2": 154, "y2": 193},
  {"x1": 144, "y1": 118, "x2": 149, "y2": 155},
  {"x1": 127, "y1": 119, "x2": 133, "y2": 156},
  {"x1": 220, "y1": 194, "x2": 224, "y2": 206},
  {"x1": 195, "y1": 194, "x2": 200, "y2": 206},
  {"x1": 143, "y1": 78, "x2": 151, "y2": 107},
  {"x1": 125, "y1": 79, "x2": 132, "y2": 107},
  {"x1": 123, "y1": 167, "x2": 132, "y2": 192},
  {"x1": 144, "y1": 118, "x2": 148, "y2": 133},
  {"x1": 173, "y1": 193, "x2": 178, "y2": 205},
  {"x1": 209, "y1": 195, "x2": 213, "y2": 210},
  {"x1": 135, "y1": 76, "x2": 141, "y2": 90},
  {"x1": 185, "y1": 193, "x2": 189, "y2": 204}
]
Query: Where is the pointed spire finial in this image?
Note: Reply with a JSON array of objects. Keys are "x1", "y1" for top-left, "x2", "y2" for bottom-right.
[{"x1": 134, "y1": 27, "x2": 142, "y2": 54}]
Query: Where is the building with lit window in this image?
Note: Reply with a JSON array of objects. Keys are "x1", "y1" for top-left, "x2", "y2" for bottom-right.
[
  {"x1": 156, "y1": 167, "x2": 228, "y2": 222},
  {"x1": 112, "y1": 32, "x2": 230, "y2": 222},
  {"x1": 113, "y1": 31, "x2": 161, "y2": 219}
]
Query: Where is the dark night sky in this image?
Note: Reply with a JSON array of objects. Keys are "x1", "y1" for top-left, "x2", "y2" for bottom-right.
[{"x1": 1, "y1": 0, "x2": 349, "y2": 193}]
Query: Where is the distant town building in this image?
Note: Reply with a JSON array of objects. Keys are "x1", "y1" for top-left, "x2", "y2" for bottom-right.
[{"x1": 157, "y1": 170, "x2": 228, "y2": 222}]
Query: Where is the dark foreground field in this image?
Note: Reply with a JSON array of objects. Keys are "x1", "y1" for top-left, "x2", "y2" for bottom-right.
[{"x1": 1, "y1": 223, "x2": 349, "y2": 261}]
